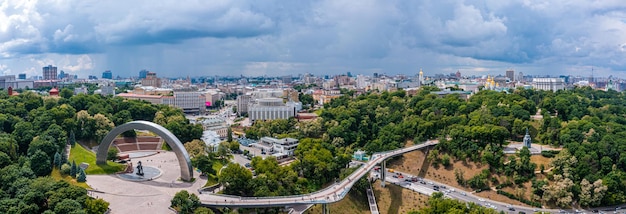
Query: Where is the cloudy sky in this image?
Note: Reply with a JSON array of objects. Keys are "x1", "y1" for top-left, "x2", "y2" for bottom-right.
[{"x1": 1, "y1": 0, "x2": 626, "y2": 78}]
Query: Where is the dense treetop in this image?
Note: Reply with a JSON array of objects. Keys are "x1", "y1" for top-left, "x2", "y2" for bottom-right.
[
  {"x1": 311, "y1": 86, "x2": 626, "y2": 207},
  {"x1": 0, "y1": 90, "x2": 202, "y2": 213}
]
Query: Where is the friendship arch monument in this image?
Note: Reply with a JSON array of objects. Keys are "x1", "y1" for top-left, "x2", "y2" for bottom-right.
[{"x1": 96, "y1": 121, "x2": 193, "y2": 181}]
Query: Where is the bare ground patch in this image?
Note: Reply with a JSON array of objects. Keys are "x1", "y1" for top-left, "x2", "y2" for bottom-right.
[
  {"x1": 372, "y1": 180, "x2": 430, "y2": 214},
  {"x1": 306, "y1": 189, "x2": 370, "y2": 214},
  {"x1": 385, "y1": 141, "x2": 554, "y2": 208},
  {"x1": 386, "y1": 147, "x2": 488, "y2": 192}
]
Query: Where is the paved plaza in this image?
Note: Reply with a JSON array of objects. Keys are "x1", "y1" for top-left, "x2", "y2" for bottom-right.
[{"x1": 87, "y1": 151, "x2": 206, "y2": 214}]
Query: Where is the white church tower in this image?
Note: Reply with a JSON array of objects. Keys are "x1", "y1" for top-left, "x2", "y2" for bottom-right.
[{"x1": 523, "y1": 128, "x2": 532, "y2": 149}]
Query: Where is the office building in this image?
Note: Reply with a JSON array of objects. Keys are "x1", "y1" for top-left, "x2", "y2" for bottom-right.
[
  {"x1": 43, "y1": 65, "x2": 57, "y2": 80},
  {"x1": 139, "y1": 70, "x2": 148, "y2": 79},
  {"x1": 532, "y1": 78, "x2": 566, "y2": 92},
  {"x1": 18, "y1": 74, "x2": 26, "y2": 80},
  {"x1": 236, "y1": 94, "x2": 251, "y2": 116},
  {"x1": 141, "y1": 72, "x2": 161, "y2": 87},
  {"x1": 58, "y1": 71, "x2": 67, "y2": 79},
  {"x1": 196, "y1": 117, "x2": 228, "y2": 138},
  {"x1": 0, "y1": 75, "x2": 34, "y2": 89},
  {"x1": 506, "y1": 69, "x2": 515, "y2": 81},
  {"x1": 102, "y1": 70, "x2": 113, "y2": 79},
  {"x1": 163, "y1": 91, "x2": 205, "y2": 113},
  {"x1": 248, "y1": 98, "x2": 295, "y2": 122}
]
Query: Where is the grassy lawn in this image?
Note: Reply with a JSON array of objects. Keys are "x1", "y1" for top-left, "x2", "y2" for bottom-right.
[
  {"x1": 69, "y1": 144, "x2": 125, "y2": 174},
  {"x1": 161, "y1": 142, "x2": 172, "y2": 151},
  {"x1": 50, "y1": 168, "x2": 91, "y2": 189},
  {"x1": 203, "y1": 161, "x2": 224, "y2": 187},
  {"x1": 136, "y1": 130, "x2": 157, "y2": 137}
]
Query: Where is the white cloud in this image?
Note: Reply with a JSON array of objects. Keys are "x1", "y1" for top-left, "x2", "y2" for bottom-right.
[
  {"x1": 61, "y1": 55, "x2": 93, "y2": 72},
  {"x1": 0, "y1": 0, "x2": 626, "y2": 77},
  {"x1": 443, "y1": 3, "x2": 507, "y2": 46}
]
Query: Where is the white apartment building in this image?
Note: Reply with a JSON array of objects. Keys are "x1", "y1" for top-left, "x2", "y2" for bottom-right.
[
  {"x1": 97, "y1": 85, "x2": 115, "y2": 96},
  {"x1": 532, "y1": 78, "x2": 566, "y2": 92},
  {"x1": 356, "y1": 75, "x2": 370, "y2": 89},
  {"x1": 248, "y1": 98, "x2": 296, "y2": 122},
  {"x1": 236, "y1": 94, "x2": 251, "y2": 116},
  {"x1": 253, "y1": 137, "x2": 299, "y2": 157}
]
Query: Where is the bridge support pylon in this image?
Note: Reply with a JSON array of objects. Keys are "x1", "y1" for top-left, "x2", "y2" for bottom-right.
[
  {"x1": 322, "y1": 203, "x2": 328, "y2": 214},
  {"x1": 381, "y1": 160, "x2": 386, "y2": 188}
]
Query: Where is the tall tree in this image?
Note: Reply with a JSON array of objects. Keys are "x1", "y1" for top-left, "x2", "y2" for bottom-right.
[
  {"x1": 218, "y1": 164, "x2": 252, "y2": 196},
  {"x1": 171, "y1": 190, "x2": 201, "y2": 214},
  {"x1": 30, "y1": 150, "x2": 52, "y2": 177}
]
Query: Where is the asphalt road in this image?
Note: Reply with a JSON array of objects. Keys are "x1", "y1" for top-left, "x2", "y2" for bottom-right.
[{"x1": 376, "y1": 169, "x2": 626, "y2": 214}]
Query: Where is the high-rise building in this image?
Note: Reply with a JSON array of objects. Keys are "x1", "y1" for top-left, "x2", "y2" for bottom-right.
[
  {"x1": 43, "y1": 65, "x2": 57, "y2": 80},
  {"x1": 455, "y1": 70, "x2": 461, "y2": 79},
  {"x1": 102, "y1": 70, "x2": 113, "y2": 79},
  {"x1": 58, "y1": 70, "x2": 66, "y2": 79},
  {"x1": 18, "y1": 74, "x2": 26, "y2": 79},
  {"x1": 506, "y1": 69, "x2": 515, "y2": 81},
  {"x1": 139, "y1": 69, "x2": 148, "y2": 79}
]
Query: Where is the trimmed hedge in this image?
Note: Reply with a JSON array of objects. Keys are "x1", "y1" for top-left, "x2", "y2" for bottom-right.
[
  {"x1": 496, "y1": 190, "x2": 542, "y2": 208},
  {"x1": 541, "y1": 150, "x2": 560, "y2": 158}
]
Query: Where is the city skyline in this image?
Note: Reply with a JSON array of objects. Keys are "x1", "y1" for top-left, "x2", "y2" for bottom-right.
[{"x1": 1, "y1": 1, "x2": 626, "y2": 78}]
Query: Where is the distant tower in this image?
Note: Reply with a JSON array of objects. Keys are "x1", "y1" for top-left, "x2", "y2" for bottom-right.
[
  {"x1": 139, "y1": 69, "x2": 148, "y2": 79},
  {"x1": 43, "y1": 65, "x2": 58, "y2": 80},
  {"x1": 455, "y1": 70, "x2": 461, "y2": 79},
  {"x1": 506, "y1": 69, "x2": 515, "y2": 82},
  {"x1": 102, "y1": 70, "x2": 113, "y2": 79},
  {"x1": 523, "y1": 128, "x2": 532, "y2": 148},
  {"x1": 418, "y1": 68, "x2": 424, "y2": 87}
]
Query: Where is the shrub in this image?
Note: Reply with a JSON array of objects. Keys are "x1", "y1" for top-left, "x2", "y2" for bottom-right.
[
  {"x1": 61, "y1": 163, "x2": 71, "y2": 175},
  {"x1": 541, "y1": 150, "x2": 559, "y2": 158},
  {"x1": 497, "y1": 190, "x2": 542, "y2": 208}
]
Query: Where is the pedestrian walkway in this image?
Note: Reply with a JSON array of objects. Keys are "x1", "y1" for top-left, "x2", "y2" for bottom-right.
[
  {"x1": 366, "y1": 182, "x2": 379, "y2": 214},
  {"x1": 87, "y1": 151, "x2": 206, "y2": 214}
]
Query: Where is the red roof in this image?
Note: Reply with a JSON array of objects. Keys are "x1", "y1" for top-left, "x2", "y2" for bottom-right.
[{"x1": 50, "y1": 88, "x2": 59, "y2": 92}]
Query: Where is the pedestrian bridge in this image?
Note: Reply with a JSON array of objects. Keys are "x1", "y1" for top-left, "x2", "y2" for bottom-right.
[{"x1": 199, "y1": 140, "x2": 438, "y2": 208}]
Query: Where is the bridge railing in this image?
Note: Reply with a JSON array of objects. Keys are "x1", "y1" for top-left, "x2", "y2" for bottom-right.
[
  {"x1": 203, "y1": 141, "x2": 437, "y2": 203},
  {"x1": 210, "y1": 163, "x2": 368, "y2": 201}
]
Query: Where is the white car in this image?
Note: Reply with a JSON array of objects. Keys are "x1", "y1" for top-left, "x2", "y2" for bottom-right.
[{"x1": 478, "y1": 199, "x2": 485, "y2": 202}]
